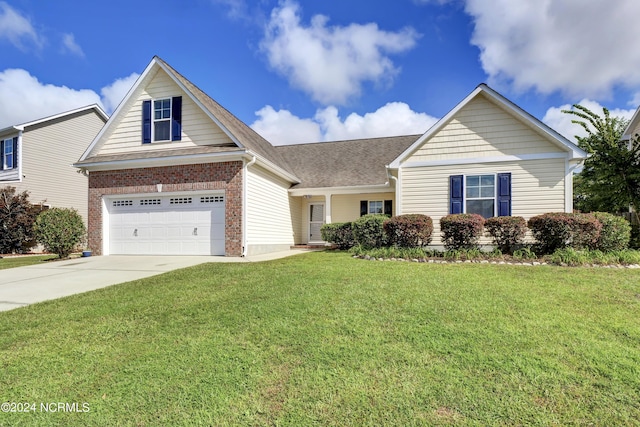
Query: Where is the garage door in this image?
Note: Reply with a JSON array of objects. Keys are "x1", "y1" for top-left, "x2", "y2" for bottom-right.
[{"x1": 108, "y1": 194, "x2": 225, "y2": 255}]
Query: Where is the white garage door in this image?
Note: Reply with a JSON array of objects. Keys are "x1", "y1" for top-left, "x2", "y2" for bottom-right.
[{"x1": 108, "y1": 194, "x2": 225, "y2": 255}]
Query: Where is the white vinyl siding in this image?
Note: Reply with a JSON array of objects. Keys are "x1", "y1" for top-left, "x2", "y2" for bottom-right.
[
  {"x1": 401, "y1": 159, "x2": 566, "y2": 245},
  {"x1": 245, "y1": 164, "x2": 295, "y2": 254},
  {"x1": 96, "y1": 70, "x2": 234, "y2": 155},
  {"x1": 407, "y1": 96, "x2": 565, "y2": 162},
  {"x1": 12, "y1": 110, "x2": 106, "y2": 223}
]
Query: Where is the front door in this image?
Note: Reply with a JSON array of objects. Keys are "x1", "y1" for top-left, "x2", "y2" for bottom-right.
[{"x1": 309, "y1": 203, "x2": 325, "y2": 243}]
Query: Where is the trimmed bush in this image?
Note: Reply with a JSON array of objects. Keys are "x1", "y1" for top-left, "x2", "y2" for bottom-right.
[
  {"x1": 571, "y1": 213, "x2": 602, "y2": 250},
  {"x1": 484, "y1": 216, "x2": 527, "y2": 254},
  {"x1": 528, "y1": 213, "x2": 575, "y2": 254},
  {"x1": 352, "y1": 214, "x2": 388, "y2": 249},
  {"x1": 592, "y1": 212, "x2": 631, "y2": 251},
  {"x1": 34, "y1": 208, "x2": 86, "y2": 258},
  {"x1": 528, "y1": 212, "x2": 603, "y2": 253},
  {"x1": 440, "y1": 214, "x2": 485, "y2": 250},
  {"x1": 320, "y1": 222, "x2": 355, "y2": 249},
  {"x1": 383, "y1": 214, "x2": 433, "y2": 248},
  {"x1": 0, "y1": 186, "x2": 42, "y2": 254}
]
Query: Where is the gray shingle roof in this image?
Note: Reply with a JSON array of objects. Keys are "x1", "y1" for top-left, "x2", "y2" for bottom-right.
[
  {"x1": 75, "y1": 145, "x2": 242, "y2": 165},
  {"x1": 276, "y1": 135, "x2": 420, "y2": 189},
  {"x1": 156, "y1": 57, "x2": 297, "y2": 176}
]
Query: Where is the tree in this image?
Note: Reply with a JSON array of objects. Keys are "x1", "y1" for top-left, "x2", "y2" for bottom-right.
[
  {"x1": 562, "y1": 105, "x2": 640, "y2": 220},
  {"x1": 34, "y1": 208, "x2": 86, "y2": 258},
  {"x1": 0, "y1": 187, "x2": 41, "y2": 254}
]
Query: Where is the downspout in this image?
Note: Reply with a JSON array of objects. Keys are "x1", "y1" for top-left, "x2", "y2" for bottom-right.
[
  {"x1": 242, "y1": 155, "x2": 257, "y2": 257},
  {"x1": 16, "y1": 128, "x2": 24, "y2": 182},
  {"x1": 386, "y1": 165, "x2": 398, "y2": 215}
]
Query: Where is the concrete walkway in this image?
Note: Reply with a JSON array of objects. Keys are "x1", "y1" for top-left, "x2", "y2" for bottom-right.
[{"x1": 0, "y1": 249, "x2": 311, "y2": 312}]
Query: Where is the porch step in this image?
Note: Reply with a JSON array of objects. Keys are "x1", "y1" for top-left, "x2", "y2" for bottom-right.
[{"x1": 291, "y1": 244, "x2": 330, "y2": 250}]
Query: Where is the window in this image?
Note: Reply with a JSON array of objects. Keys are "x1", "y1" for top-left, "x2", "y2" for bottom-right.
[
  {"x1": 360, "y1": 199, "x2": 392, "y2": 216},
  {"x1": 449, "y1": 173, "x2": 511, "y2": 218},
  {"x1": 368, "y1": 200, "x2": 383, "y2": 214},
  {"x1": 153, "y1": 98, "x2": 171, "y2": 141},
  {"x1": 142, "y1": 97, "x2": 182, "y2": 143},
  {"x1": 465, "y1": 174, "x2": 495, "y2": 218},
  {"x1": 3, "y1": 138, "x2": 13, "y2": 169}
]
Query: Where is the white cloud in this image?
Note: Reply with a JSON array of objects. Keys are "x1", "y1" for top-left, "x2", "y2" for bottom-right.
[
  {"x1": 61, "y1": 33, "x2": 84, "y2": 57},
  {"x1": 0, "y1": 69, "x2": 139, "y2": 128},
  {"x1": 251, "y1": 105, "x2": 322, "y2": 145},
  {"x1": 0, "y1": 1, "x2": 43, "y2": 51},
  {"x1": 252, "y1": 102, "x2": 437, "y2": 145},
  {"x1": 543, "y1": 100, "x2": 637, "y2": 142},
  {"x1": 456, "y1": 0, "x2": 640, "y2": 98},
  {"x1": 212, "y1": 0, "x2": 249, "y2": 20},
  {"x1": 100, "y1": 72, "x2": 140, "y2": 113},
  {"x1": 260, "y1": 0, "x2": 420, "y2": 105}
]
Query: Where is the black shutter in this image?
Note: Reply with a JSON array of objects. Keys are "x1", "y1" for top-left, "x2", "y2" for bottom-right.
[
  {"x1": 171, "y1": 96, "x2": 182, "y2": 141},
  {"x1": 360, "y1": 200, "x2": 368, "y2": 216},
  {"x1": 449, "y1": 175, "x2": 463, "y2": 214},
  {"x1": 384, "y1": 200, "x2": 392, "y2": 216},
  {"x1": 142, "y1": 100, "x2": 152, "y2": 144},
  {"x1": 497, "y1": 173, "x2": 511, "y2": 216},
  {"x1": 0, "y1": 139, "x2": 4, "y2": 170},
  {"x1": 12, "y1": 137, "x2": 17, "y2": 169}
]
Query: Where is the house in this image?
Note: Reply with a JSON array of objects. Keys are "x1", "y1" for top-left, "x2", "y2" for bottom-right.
[
  {"x1": 74, "y1": 56, "x2": 587, "y2": 256},
  {"x1": 1, "y1": 105, "x2": 108, "y2": 223},
  {"x1": 622, "y1": 105, "x2": 640, "y2": 145}
]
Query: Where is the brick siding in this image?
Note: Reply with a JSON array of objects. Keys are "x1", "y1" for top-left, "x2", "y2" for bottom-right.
[{"x1": 88, "y1": 161, "x2": 243, "y2": 256}]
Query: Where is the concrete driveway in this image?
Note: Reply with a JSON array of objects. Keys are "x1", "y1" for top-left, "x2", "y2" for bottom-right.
[{"x1": 0, "y1": 250, "x2": 308, "y2": 312}]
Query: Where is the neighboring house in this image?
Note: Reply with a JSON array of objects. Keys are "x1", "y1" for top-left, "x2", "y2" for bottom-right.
[
  {"x1": 74, "y1": 56, "x2": 587, "y2": 256},
  {"x1": 0, "y1": 105, "x2": 109, "y2": 223},
  {"x1": 622, "y1": 105, "x2": 640, "y2": 145}
]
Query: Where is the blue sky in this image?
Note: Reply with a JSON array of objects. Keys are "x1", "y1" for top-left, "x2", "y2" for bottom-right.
[{"x1": 1, "y1": 0, "x2": 639, "y2": 144}]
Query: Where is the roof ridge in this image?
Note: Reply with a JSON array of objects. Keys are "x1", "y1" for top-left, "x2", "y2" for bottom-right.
[{"x1": 154, "y1": 57, "x2": 297, "y2": 175}]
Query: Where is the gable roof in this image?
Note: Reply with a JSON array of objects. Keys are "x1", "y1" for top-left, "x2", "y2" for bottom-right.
[
  {"x1": 77, "y1": 56, "x2": 298, "y2": 181},
  {"x1": 276, "y1": 135, "x2": 419, "y2": 189},
  {"x1": 389, "y1": 84, "x2": 588, "y2": 168},
  {"x1": 0, "y1": 104, "x2": 108, "y2": 137}
]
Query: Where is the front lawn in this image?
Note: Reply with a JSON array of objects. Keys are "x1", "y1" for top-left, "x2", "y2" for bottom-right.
[
  {"x1": 1, "y1": 251, "x2": 639, "y2": 426},
  {"x1": 0, "y1": 254, "x2": 57, "y2": 270}
]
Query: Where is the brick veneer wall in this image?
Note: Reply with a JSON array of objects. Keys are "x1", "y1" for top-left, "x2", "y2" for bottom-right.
[{"x1": 88, "y1": 161, "x2": 243, "y2": 256}]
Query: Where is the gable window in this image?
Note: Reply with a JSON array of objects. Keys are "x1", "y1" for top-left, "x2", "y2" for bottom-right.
[
  {"x1": 142, "y1": 96, "x2": 182, "y2": 143},
  {"x1": 1, "y1": 138, "x2": 17, "y2": 170},
  {"x1": 450, "y1": 173, "x2": 511, "y2": 218},
  {"x1": 360, "y1": 199, "x2": 393, "y2": 216},
  {"x1": 153, "y1": 99, "x2": 172, "y2": 141}
]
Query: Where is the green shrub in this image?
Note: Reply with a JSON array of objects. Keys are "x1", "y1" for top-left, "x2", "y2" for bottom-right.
[
  {"x1": 549, "y1": 248, "x2": 590, "y2": 266},
  {"x1": 383, "y1": 214, "x2": 433, "y2": 248},
  {"x1": 592, "y1": 212, "x2": 631, "y2": 251},
  {"x1": 484, "y1": 216, "x2": 527, "y2": 254},
  {"x1": 321, "y1": 222, "x2": 355, "y2": 249},
  {"x1": 352, "y1": 214, "x2": 388, "y2": 249},
  {"x1": 440, "y1": 214, "x2": 485, "y2": 250},
  {"x1": 631, "y1": 224, "x2": 640, "y2": 250},
  {"x1": 513, "y1": 247, "x2": 538, "y2": 260},
  {"x1": 0, "y1": 187, "x2": 42, "y2": 254},
  {"x1": 34, "y1": 208, "x2": 86, "y2": 258}
]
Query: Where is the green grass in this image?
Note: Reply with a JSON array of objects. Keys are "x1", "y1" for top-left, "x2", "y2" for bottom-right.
[
  {"x1": 0, "y1": 255, "x2": 57, "y2": 270},
  {"x1": 1, "y1": 251, "x2": 639, "y2": 426}
]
